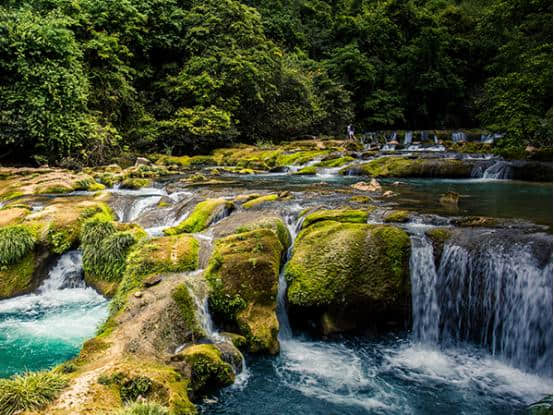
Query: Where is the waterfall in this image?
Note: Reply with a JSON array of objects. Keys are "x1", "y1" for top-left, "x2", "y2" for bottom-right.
[
  {"x1": 409, "y1": 235, "x2": 440, "y2": 342},
  {"x1": 482, "y1": 161, "x2": 513, "y2": 179},
  {"x1": 409, "y1": 232, "x2": 553, "y2": 376},
  {"x1": 452, "y1": 132, "x2": 467, "y2": 142},
  {"x1": 276, "y1": 214, "x2": 303, "y2": 340},
  {"x1": 404, "y1": 131, "x2": 413, "y2": 145},
  {"x1": 38, "y1": 250, "x2": 84, "y2": 292}
]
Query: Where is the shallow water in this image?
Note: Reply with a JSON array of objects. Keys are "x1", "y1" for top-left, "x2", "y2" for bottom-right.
[
  {"x1": 0, "y1": 251, "x2": 108, "y2": 378},
  {"x1": 201, "y1": 336, "x2": 551, "y2": 415}
]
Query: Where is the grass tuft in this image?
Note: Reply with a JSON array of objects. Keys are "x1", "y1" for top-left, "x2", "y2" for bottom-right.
[
  {"x1": 0, "y1": 371, "x2": 67, "y2": 415},
  {"x1": 112, "y1": 401, "x2": 169, "y2": 415},
  {"x1": 0, "y1": 225, "x2": 36, "y2": 266}
]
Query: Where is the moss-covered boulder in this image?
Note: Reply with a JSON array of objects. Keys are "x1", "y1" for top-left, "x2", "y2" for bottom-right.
[
  {"x1": 176, "y1": 344, "x2": 235, "y2": 400},
  {"x1": 205, "y1": 220, "x2": 290, "y2": 354},
  {"x1": 302, "y1": 209, "x2": 370, "y2": 228},
  {"x1": 383, "y1": 210, "x2": 411, "y2": 223},
  {"x1": 164, "y1": 199, "x2": 234, "y2": 235},
  {"x1": 314, "y1": 156, "x2": 354, "y2": 168},
  {"x1": 0, "y1": 206, "x2": 31, "y2": 226},
  {"x1": 111, "y1": 234, "x2": 199, "y2": 313},
  {"x1": 242, "y1": 193, "x2": 280, "y2": 209},
  {"x1": 0, "y1": 224, "x2": 44, "y2": 299},
  {"x1": 425, "y1": 227, "x2": 453, "y2": 267},
  {"x1": 120, "y1": 178, "x2": 152, "y2": 190},
  {"x1": 345, "y1": 156, "x2": 475, "y2": 178},
  {"x1": 285, "y1": 220, "x2": 411, "y2": 334}
]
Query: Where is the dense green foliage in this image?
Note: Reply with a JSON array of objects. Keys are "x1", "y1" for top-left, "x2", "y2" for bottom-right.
[
  {"x1": 0, "y1": 225, "x2": 36, "y2": 266},
  {"x1": 0, "y1": 371, "x2": 67, "y2": 415},
  {"x1": 0, "y1": 0, "x2": 551, "y2": 162}
]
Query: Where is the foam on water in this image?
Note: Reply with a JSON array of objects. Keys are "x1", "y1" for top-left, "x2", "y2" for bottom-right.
[{"x1": 0, "y1": 251, "x2": 108, "y2": 377}]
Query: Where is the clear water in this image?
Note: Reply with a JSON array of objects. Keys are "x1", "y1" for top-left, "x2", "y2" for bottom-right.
[
  {"x1": 0, "y1": 251, "x2": 108, "y2": 378},
  {"x1": 200, "y1": 336, "x2": 551, "y2": 415}
]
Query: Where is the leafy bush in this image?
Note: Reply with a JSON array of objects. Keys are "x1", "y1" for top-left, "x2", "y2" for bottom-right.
[
  {"x1": 0, "y1": 225, "x2": 36, "y2": 266},
  {"x1": 0, "y1": 371, "x2": 67, "y2": 415}
]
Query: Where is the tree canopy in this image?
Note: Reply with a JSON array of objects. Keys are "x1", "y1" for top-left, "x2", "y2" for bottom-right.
[{"x1": 0, "y1": 0, "x2": 551, "y2": 162}]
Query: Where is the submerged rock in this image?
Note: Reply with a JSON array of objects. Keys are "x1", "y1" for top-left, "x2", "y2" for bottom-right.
[
  {"x1": 351, "y1": 179, "x2": 382, "y2": 192},
  {"x1": 285, "y1": 220, "x2": 411, "y2": 334}
]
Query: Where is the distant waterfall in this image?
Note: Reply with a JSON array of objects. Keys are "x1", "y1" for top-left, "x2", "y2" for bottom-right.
[{"x1": 410, "y1": 232, "x2": 553, "y2": 376}]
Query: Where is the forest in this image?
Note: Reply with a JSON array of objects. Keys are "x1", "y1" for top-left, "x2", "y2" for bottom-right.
[{"x1": 0, "y1": 0, "x2": 551, "y2": 164}]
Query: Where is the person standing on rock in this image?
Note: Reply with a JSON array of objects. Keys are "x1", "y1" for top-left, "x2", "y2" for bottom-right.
[{"x1": 347, "y1": 124, "x2": 355, "y2": 141}]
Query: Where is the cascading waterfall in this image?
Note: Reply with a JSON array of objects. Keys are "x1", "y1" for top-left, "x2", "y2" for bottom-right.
[
  {"x1": 0, "y1": 251, "x2": 108, "y2": 377},
  {"x1": 482, "y1": 160, "x2": 513, "y2": 179},
  {"x1": 409, "y1": 232, "x2": 553, "y2": 376}
]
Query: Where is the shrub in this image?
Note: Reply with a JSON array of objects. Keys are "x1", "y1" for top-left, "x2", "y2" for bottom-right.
[
  {"x1": 0, "y1": 371, "x2": 67, "y2": 415},
  {"x1": 0, "y1": 225, "x2": 36, "y2": 266}
]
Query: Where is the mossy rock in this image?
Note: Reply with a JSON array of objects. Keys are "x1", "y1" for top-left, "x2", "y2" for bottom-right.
[
  {"x1": 120, "y1": 178, "x2": 153, "y2": 189},
  {"x1": 314, "y1": 156, "x2": 354, "y2": 168},
  {"x1": 383, "y1": 210, "x2": 411, "y2": 223},
  {"x1": 205, "y1": 223, "x2": 289, "y2": 354},
  {"x1": 0, "y1": 206, "x2": 31, "y2": 226},
  {"x1": 234, "y1": 216, "x2": 291, "y2": 250},
  {"x1": 242, "y1": 194, "x2": 279, "y2": 209},
  {"x1": 350, "y1": 195, "x2": 371, "y2": 204},
  {"x1": 352, "y1": 157, "x2": 475, "y2": 178},
  {"x1": 527, "y1": 395, "x2": 553, "y2": 415},
  {"x1": 293, "y1": 166, "x2": 317, "y2": 175},
  {"x1": 275, "y1": 150, "x2": 329, "y2": 167},
  {"x1": 111, "y1": 234, "x2": 199, "y2": 314},
  {"x1": 425, "y1": 227, "x2": 453, "y2": 267},
  {"x1": 165, "y1": 199, "x2": 234, "y2": 235},
  {"x1": 171, "y1": 283, "x2": 206, "y2": 340},
  {"x1": 451, "y1": 216, "x2": 499, "y2": 227},
  {"x1": 178, "y1": 344, "x2": 235, "y2": 399},
  {"x1": 302, "y1": 209, "x2": 370, "y2": 228},
  {"x1": 0, "y1": 224, "x2": 51, "y2": 299},
  {"x1": 285, "y1": 221, "x2": 411, "y2": 333}
]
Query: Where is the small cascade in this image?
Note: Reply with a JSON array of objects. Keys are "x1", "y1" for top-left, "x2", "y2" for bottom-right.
[
  {"x1": 38, "y1": 250, "x2": 84, "y2": 292},
  {"x1": 452, "y1": 131, "x2": 467, "y2": 142},
  {"x1": 276, "y1": 214, "x2": 303, "y2": 340},
  {"x1": 0, "y1": 251, "x2": 108, "y2": 377},
  {"x1": 409, "y1": 235, "x2": 440, "y2": 342},
  {"x1": 482, "y1": 161, "x2": 513, "y2": 179},
  {"x1": 404, "y1": 131, "x2": 413, "y2": 145},
  {"x1": 127, "y1": 195, "x2": 162, "y2": 222},
  {"x1": 410, "y1": 232, "x2": 553, "y2": 376}
]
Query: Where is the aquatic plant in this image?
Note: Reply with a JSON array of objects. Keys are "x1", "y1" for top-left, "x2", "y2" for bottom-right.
[{"x1": 0, "y1": 371, "x2": 67, "y2": 415}]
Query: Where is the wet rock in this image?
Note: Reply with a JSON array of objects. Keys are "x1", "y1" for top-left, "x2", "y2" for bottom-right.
[
  {"x1": 382, "y1": 190, "x2": 395, "y2": 198},
  {"x1": 135, "y1": 157, "x2": 152, "y2": 166},
  {"x1": 526, "y1": 395, "x2": 553, "y2": 415},
  {"x1": 285, "y1": 220, "x2": 411, "y2": 334},
  {"x1": 164, "y1": 198, "x2": 235, "y2": 235},
  {"x1": 351, "y1": 179, "x2": 382, "y2": 192},
  {"x1": 205, "y1": 219, "x2": 290, "y2": 354},
  {"x1": 143, "y1": 275, "x2": 162, "y2": 287},
  {"x1": 440, "y1": 191, "x2": 459, "y2": 207}
]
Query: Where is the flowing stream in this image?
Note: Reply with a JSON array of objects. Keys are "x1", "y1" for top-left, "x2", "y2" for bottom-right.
[
  {"x1": 200, "y1": 211, "x2": 553, "y2": 415},
  {"x1": 0, "y1": 251, "x2": 108, "y2": 377}
]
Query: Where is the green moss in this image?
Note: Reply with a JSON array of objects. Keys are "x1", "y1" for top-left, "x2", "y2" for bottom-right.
[
  {"x1": 302, "y1": 209, "x2": 369, "y2": 228},
  {"x1": 222, "y1": 332, "x2": 248, "y2": 349},
  {"x1": 121, "y1": 178, "x2": 152, "y2": 189},
  {"x1": 293, "y1": 166, "x2": 317, "y2": 175},
  {"x1": 350, "y1": 195, "x2": 371, "y2": 203},
  {"x1": 0, "y1": 371, "x2": 68, "y2": 415},
  {"x1": 355, "y1": 157, "x2": 474, "y2": 178},
  {"x1": 242, "y1": 194, "x2": 279, "y2": 209},
  {"x1": 526, "y1": 395, "x2": 553, "y2": 415},
  {"x1": 205, "y1": 227, "x2": 286, "y2": 354},
  {"x1": 110, "y1": 235, "x2": 199, "y2": 314},
  {"x1": 275, "y1": 150, "x2": 329, "y2": 167},
  {"x1": 179, "y1": 344, "x2": 235, "y2": 397},
  {"x1": 314, "y1": 156, "x2": 354, "y2": 168},
  {"x1": 0, "y1": 225, "x2": 36, "y2": 266},
  {"x1": 0, "y1": 252, "x2": 35, "y2": 299},
  {"x1": 383, "y1": 210, "x2": 411, "y2": 223},
  {"x1": 157, "y1": 201, "x2": 170, "y2": 208},
  {"x1": 171, "y1": 284, "x2": 205, "y2": 340},
  {"x1": 234, "y1": 216, "x2": 291, "y2": 250},
  {"x1": 285, "y1": 221, "x2": 410, "y2": 317},
  {"x1": 164, "y1": 199, "x2": 234, "y2": 235}
]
